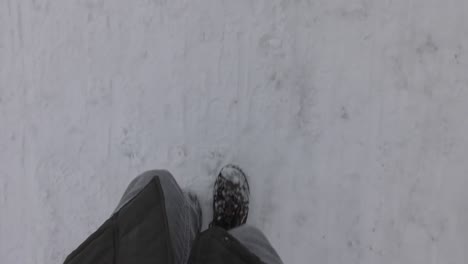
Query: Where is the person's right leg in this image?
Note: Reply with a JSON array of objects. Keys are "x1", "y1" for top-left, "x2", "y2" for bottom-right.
[
  {"x1": 209, "y1": 165, "x2": 283, "y2": 264},
  {"x1": 229, "y1": 225, "x2": 283, "y2": 264}
]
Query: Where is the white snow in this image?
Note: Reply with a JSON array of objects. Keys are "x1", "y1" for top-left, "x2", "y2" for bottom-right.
[{"x1": 1, "y1": 0, "x2": 468, "y2": 263}]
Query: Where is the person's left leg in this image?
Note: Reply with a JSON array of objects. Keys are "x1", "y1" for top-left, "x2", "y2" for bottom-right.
[{"x1": 115, "y1": 170, "x2": 202, "y2": 264}]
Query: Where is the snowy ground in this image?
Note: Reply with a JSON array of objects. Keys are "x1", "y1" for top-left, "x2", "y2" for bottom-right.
[{"x1": 1, "y1": 0, "x2": 468, "y2": 263}]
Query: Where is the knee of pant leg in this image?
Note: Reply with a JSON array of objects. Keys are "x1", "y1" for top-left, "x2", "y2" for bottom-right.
[
  {"x1": 139, "y1": 170, "x2": 174, "y2": 181},
  {"x1": 148, "y1": 170, "x2": 176, "y2": 185},
  {"x1": 130, "y1": 170, "x2": 176, "y2": 192},
  {"x1": 114, "y1": 170, "x2": 176, "y2": 213},
  {"x1": 152, "y1": 170, "x2": 184, "y2": 193}
]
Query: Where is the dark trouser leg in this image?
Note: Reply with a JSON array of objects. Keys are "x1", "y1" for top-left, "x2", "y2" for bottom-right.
[
  {"x1": 229, "y1": 225, "x2": 283, "y2": 264},
  {"x1": 114, "y1": 170, "x2": 202, "y2": 264}
]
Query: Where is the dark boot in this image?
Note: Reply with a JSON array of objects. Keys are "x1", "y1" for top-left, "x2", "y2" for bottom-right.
[{"x1": 210, "y1": 164, "x2": 250, "y2": 230}]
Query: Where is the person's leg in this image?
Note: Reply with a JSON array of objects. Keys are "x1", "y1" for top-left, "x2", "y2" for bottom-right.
[
  {"x1": 114, "y1": 170, "x2": 201, "y2": 264},
  {"x1": 229, "y1": 225, "x2": 283, "y2": 264},
  {"x1": 208, "y1": 165, "x2": 283, "y2": 263}
]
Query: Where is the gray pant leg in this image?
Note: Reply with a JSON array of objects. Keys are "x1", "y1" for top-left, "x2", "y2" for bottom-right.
[
  {"x1": 114, "y1": 170, "x2": 201, "y2": 264},
  {"x1": 229, "y1": 225, "x2": 283, "y2": 264}
]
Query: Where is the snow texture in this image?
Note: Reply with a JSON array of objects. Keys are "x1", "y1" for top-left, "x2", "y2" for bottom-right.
[{"x1": 1, "y1": 0, "x2": 468, "y2": 263}]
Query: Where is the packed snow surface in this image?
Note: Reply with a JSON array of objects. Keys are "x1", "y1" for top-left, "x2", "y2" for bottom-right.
[{"x1": 1, "y1": 1, "x2": 468, "y2": 263}]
